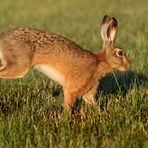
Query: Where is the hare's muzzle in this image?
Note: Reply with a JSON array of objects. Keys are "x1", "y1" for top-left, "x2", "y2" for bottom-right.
[{"x1": 121, "y1": 57, "x2": 131, "y2": 71}]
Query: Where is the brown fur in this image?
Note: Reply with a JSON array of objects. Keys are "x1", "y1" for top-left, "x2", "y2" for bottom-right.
[{"x1": 0, "y1": 15, "x2": 130, "y2": 111}]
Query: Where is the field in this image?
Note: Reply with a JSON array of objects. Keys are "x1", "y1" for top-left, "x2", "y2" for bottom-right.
[{"x1": 0, "y1": 0, "x2": 148, "y2": 147}]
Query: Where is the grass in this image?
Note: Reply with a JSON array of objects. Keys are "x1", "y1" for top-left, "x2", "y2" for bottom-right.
[{"x1": 0, "y1": 0, "x2": 148, "y2": 147}]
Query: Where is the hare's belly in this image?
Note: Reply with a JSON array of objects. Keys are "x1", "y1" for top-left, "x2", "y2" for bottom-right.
[{"x1": 34, "y1": 64, "x2": 64, "y2": 85}]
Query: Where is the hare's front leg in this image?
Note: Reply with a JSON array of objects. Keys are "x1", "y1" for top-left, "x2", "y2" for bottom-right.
[
  {"x1": 64, "y1": 75, "x2": 97, "y2": 111},
  {"x1": 64, "y1": 80, "x2": 87, "y2": 112},
  {"x1": 64, "y1": 89, "x2": 78, "y2": 112},
  {"x1": 83, "y1": 83, "x2": 98, "y2": 104}
]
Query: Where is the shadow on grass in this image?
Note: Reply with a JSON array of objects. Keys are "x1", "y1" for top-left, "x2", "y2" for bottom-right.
[
  {"x1": 52, "y1": 69, "x2": 148, "y2": 112},
  {"x1": 52, "y1": 70, "x2": 148, "y2": 98},
  {"x1": 0, "y1": 70, "x2": 147, "y2": 114},
  {"x1": 98, "y1": 70, "x2": 148, "y2": 96}
]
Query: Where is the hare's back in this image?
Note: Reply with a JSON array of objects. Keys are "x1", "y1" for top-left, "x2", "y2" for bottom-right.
[{"x1": 0, "y1": 28, "x2": 97, "y2": 71}]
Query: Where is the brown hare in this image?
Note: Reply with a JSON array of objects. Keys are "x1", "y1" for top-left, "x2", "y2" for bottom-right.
[{"x1": 0, "y1": 15, "x2": 130, "y2": 111}]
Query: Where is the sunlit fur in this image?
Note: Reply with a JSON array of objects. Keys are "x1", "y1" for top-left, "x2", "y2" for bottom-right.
[{"x1": 0, "y1": 15, "x2": 130, "y2": 111}]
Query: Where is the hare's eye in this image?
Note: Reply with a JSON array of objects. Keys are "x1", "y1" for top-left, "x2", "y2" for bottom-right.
[{"x1": 116, "y1": 50, "x2": 124, "y2": 57}]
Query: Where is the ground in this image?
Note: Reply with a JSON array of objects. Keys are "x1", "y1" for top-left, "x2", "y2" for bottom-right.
[{"x1": 0, "y1": 0, "x2": 147, "y2": 147}]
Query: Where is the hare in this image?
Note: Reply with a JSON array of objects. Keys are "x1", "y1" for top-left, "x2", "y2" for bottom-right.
[{"x1": 0, "y1": 15, "x2": 130, "y2": 111}]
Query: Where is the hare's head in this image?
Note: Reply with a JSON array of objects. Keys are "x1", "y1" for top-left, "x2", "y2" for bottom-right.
[{"x1": 99, "y1": 15, "x2": 130, "y2": 71}]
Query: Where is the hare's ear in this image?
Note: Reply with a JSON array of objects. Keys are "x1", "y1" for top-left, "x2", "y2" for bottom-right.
[
  {"x1": 101, "y1": 16, "x2": 118, "y2": 46},
  {"x1": 101, "y1": 15, "x2": 111, "y2": 42}
]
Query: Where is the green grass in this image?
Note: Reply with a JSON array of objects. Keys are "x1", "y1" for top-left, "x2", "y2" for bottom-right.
[{"x1": 0, "y1": 0, "x2": 148, "y2": 147}]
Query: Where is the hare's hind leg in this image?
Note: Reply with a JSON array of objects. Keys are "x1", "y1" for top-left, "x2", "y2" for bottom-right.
[
  {"x1": 0, "y1": 51, "x2": 31, "y2": 79},
  {"x1": 0, "y1": 65, "x2": 30, "y2": 78}
]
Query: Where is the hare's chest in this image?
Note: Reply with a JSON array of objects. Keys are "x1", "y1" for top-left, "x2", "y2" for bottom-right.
[{"x1": 34, "y1": 64, "x2": 64, "y2": 85}]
